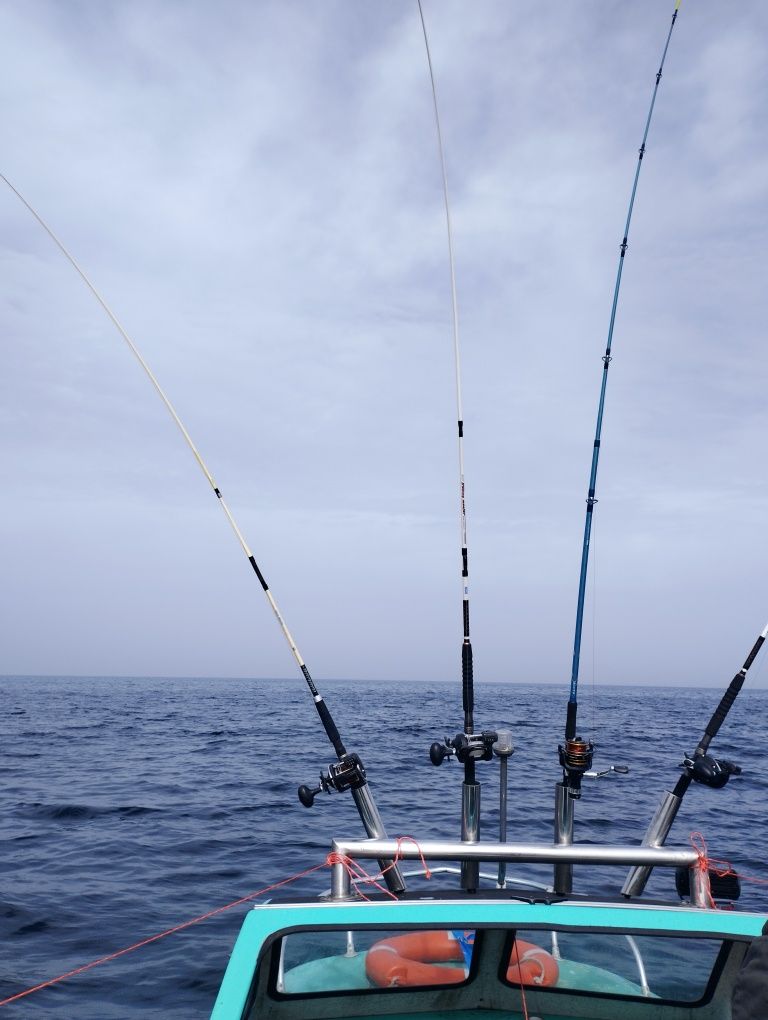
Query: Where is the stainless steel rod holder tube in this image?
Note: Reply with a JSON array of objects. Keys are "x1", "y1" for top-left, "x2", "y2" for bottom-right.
[
  {"x1": 554, "y1": 781, "x2": 574, "y2": 895},
  {"x1": 461, "y1": 781, "x2": 481, "y2": 891},
  {"x1": 350, "y1": 785, "x2": 405, "y2": 894},
  {"x1": 690, "y1": 863, "x2": 713, "y2": 908},
  {"x1": 497, "y1": 758, "x2": 508, "y2": 888},
  {"x1": 622, "y1": 790, "x2": 681, "y2": 898}
]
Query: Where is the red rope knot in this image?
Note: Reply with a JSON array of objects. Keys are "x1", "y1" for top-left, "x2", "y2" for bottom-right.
[
  {"x1": 381, "y1": 836, "x2": 432, "y2": 881},
  {"x1": 325, "y1": 852, "x2": 398, "y2": 901},
  {"x1": 689, "y1": 831, "x2": 736, "y2": 879}
]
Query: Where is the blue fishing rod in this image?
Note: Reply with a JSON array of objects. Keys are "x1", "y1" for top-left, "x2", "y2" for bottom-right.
[
  {"x1": 1, "y1": 172, "x2": 405, "y2": 894},
  {"x1": 555, "y1": 0, "x2": 683, "y2": 893},
  {"x1": 415, "y1": 0, "x2": 507, "y2": 892}
]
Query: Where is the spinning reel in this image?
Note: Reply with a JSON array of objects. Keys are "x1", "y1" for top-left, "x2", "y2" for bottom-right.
[{"x1": 558, "y1": 737, "x2": 629, "y2": 798}]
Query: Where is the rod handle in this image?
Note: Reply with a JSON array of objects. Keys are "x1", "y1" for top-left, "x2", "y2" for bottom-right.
[
  {"x1": 700, "y1": 674, "x2": 744, "y2": 751},
  {"x1": 462, "y1": 641, "x2": 474, "y2": 723},
  {"x1": 315, "y1": 698, "x2": 347, "y2": 759}
]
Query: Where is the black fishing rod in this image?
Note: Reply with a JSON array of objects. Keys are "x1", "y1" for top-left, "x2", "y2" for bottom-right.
[
  {"x1": 555, "y1": 0, "x2": 683, "y2": 893},
  {"x1": 416, "y1": 0, "x2": 503, "y2": 892},
  {"x1": 622, "y1": 619, "x2": 767, "y2": 898},
  {"x1": 1, "y1": 172, "x2": 405, "y2": 894}
]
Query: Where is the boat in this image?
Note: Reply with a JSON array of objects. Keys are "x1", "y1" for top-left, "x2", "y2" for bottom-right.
[
  {"x1": 2, "y1": 3, "x2": 766, "y2": 1018},
  {"x1": 208, "y1": 3, "x2": 768, "y2": 1019}
]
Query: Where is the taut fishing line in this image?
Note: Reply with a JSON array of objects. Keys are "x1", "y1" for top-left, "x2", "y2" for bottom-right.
[
  {"x1": 1, "y1": 172, "x2": 404, "y2": 889},
  {"x1": 0, "y1": 172, "x2": 339, "y2": 750},
  {"x1": 416, "y1": 0, "x2": 475, "y2": 742},
  {"x1": 560, "y1": 0, "x2": 683, "y2": 792},
  {"x1": 418, "y1": 1, "x2": 506, "y2": 893}
]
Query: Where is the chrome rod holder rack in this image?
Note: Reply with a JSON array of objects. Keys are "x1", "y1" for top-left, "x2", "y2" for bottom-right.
[{"x1": 329, "y1": 837, "x2": 707, "y2": 905}]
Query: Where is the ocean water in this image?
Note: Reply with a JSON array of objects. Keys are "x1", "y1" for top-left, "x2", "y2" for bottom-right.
[{"x1": 1, "y1": 676, "x2": 766, "y2": 1018}]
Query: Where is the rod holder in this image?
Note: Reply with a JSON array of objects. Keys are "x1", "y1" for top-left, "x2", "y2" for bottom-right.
[
  {"x1": 350, "y1": 785, "x2": 405, "y2": 895},
  {"x1": 554, "y1": 781, "x2": 574, "y2": 895},
  {"x1": 461, "y1": 781, "x2": 481, "y2": 891},
  {"x1": 622, "y1": 789, "x2": 681, "y2": 898}
]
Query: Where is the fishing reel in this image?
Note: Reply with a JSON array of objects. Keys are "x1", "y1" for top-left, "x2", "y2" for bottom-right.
[
  {"x1": 558, "y1": 736, "x2": 594, "y2": 799},
  {"x1": 430, "y1": 730, "x2": 498, "y2": 766},
  {"x1": 680, "y1": 752, "x2": 741, "y2": 789},
  {"x1": 298, "y1": 752, "x2": 367, "y2": 808}
]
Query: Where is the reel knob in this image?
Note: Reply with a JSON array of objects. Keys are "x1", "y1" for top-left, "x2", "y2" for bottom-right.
[
  {"x1": 430, "y1": 741, "x2": 453, "y2": 766},
  {"x1": 298, "y1": 783, "x2": 323, "y2": 808}
]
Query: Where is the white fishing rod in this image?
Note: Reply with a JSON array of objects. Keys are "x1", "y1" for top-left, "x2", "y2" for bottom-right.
[
  {"x1": 416, "y1": 1, "x2": 507, "y2": 893},
  {"x1": 2, "y1": 172, "x2": 404, "y2": 893}
]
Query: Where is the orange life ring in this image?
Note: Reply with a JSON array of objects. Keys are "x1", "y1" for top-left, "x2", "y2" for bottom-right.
[
  {"x1": 365, "y1": 930, "x2": 558, "y2": 989},
  {"x1": 507, "y1": 939, "x2": 559, "y2": 987},
  {"x1": 365, "y1": 931, "x2": 466, "y2": 987}
]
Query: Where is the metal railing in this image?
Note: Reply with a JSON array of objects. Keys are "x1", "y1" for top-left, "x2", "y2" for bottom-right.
[{"x1": 330, "y1": 837, "x2": 709, "y2": 905}]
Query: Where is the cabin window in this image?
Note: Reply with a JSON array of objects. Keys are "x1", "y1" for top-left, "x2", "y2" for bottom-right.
[
  {"x1": 274, "y1": 927, "x2": 476, "y2": 995},
  {"x1": 505, "y1": 928, "x2": 724, "y2": 1004}
]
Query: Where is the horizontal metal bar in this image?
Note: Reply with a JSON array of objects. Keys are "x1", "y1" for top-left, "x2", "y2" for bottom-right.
[
  {"x1": 333, "y1": 838, "x2": 698, "y2": 867},
  {"x1": 330, "y1": 838, "x2": 699, "y2": 899}
]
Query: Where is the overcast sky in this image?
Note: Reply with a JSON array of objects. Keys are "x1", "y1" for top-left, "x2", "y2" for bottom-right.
[{"x1": 2, "y1": 1, "x2": 767, "y2": 693}]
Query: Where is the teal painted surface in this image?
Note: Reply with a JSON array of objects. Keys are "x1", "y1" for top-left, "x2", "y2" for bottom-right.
[{"x1": 210, "y1": 897, "x2": 768, "y2": 1019}]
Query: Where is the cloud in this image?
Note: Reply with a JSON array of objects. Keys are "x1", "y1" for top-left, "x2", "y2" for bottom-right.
[{"x1": 1, "y1": 0, "x2": 767, "y2": 690}]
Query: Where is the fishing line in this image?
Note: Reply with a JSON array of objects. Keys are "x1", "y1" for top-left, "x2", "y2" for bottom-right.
[
  {"x1": 0, "y1": 171, "x2": 349, "y2": 757},
  {"x1": 418, "y1": 0, "x2": 501, "y2": 894},
  {"x1": 590, "y1": 521, "x2": 597, "y2": 736},
  {"x1": 417, "y1": 0, "x2": 475, "y2": 744},
  {"x1": 564, "y1": 0, "x2": 682, "y2": 752}
]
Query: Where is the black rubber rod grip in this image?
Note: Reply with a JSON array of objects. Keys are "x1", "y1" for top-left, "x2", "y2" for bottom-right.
[
  {"x1": 701, "y1": 675, "x2": 744, "y2": 750},
  {"x1": 315, "y1": 698, "x2": 347, "y2": 759},
  {"x1": 565, "y1": 700, "x2": 578, "y2": 741},
  {"x1": 462, "y1": 641, "x2": 474, "y2": 724}
]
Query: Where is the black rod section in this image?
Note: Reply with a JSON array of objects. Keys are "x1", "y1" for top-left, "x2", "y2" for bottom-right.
[{"x1": 622, "y1": 618, "x2": 766, "y2": 897}]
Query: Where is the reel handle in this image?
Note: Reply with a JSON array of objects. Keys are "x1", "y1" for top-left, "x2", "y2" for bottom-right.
[{"x1": 298, "y1": 783, "x2": 323, "y2": 808}]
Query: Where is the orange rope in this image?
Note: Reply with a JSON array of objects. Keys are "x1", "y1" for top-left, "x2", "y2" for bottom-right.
[
  {"x1": 1, "y1": 835, "x2": 440, "y2": 1006},
  {"x1": 327, "y1": 852, "x2": 400, "y2": 901},
  {"x1": 2, "y1": 836, "x2": 438, "y2": 1006},
  {"x1": 689, "y1": 831, "x2": 768, "y2": 911},
  {"x1": 510, "y1": 938, "x2": 530, "y2": 1020},
  {"x1": 0, "y1": 861, "x2": 327, "y2": 1008},
  {"x1": 380, "y1": 835, "x2": 432, "y2": 880}
]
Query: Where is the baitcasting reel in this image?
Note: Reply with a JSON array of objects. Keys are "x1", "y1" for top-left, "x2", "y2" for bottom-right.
[
  {"x1": 298, "y1": 752, "x2": 367, "y2": 807},
  {"x1": 430, "y1": 730, "x2": 498, "y2": 766},
  {"x1": 680, "y1": 752, "x2": 741, "y2": 789}
]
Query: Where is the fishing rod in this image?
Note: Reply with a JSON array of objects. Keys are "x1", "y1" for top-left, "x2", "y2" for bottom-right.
[
  {"x1": 415, "y1": 0, "x2": 506, "y2": 893},
  {"x1": 1, "y1": 172, "x2": 405, "y2": 894},
  {"x1": 622, "y1": 619, "x2": 766, "y2": 898},
  {"x1": 555, "y1": 0, "x2": 683, "y2": 894}
]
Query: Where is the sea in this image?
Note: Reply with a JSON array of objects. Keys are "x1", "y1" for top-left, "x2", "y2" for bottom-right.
[{"x1": 1, "y1": 676, "x2": 766, "y2": 1018}]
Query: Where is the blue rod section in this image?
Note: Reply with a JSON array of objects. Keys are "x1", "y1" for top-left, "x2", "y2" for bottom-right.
[{"x1": 566, "y1": 4, "x2": 681, "y2": 741}]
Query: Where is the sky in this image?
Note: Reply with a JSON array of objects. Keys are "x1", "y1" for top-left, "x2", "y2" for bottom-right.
[{"x1": 1, "y1": 0, "x2": 768, "y2": 693}]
